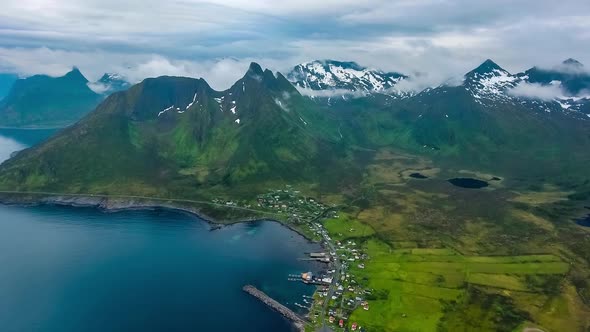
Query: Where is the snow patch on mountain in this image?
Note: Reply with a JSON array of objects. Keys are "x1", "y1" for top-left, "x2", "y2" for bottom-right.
[
  {"x1": 186, "y1": 93, "x2": 197, "y2": 109},
  {"x1": 158, "y1": 105, "x2": 174, "y2": 117},
  {"x1": 288, "y1": 60, "x2": 406, "y2": 96},
  {"x1": 465, "y1": 66, "x2": 520, "y2": 102}
]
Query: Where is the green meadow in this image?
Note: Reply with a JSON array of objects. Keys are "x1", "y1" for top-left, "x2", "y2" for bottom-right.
[{"x1": 347, "y1": 239, "x2": 569, "y2": 332}]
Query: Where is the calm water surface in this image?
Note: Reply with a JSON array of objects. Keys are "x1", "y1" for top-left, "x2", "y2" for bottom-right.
[{"x1": 0, "y1": 129, "x2": 320, "y2": 332}]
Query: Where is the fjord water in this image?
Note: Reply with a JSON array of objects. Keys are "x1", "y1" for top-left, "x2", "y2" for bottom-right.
[
  {"x1": 0, "y1": 129, "x2": 320, "y2": 332},
  {"x1": 0, "y1": 127, "x2": 57, "y2": 152}
]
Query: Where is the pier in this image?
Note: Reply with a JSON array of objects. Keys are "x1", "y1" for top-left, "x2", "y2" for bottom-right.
[{"x1": 243, "y1": 285, "x2": 307, "y2": 331}]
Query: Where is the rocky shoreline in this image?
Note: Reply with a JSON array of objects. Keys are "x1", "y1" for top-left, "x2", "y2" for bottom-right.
[{"x1": 0, "y1": 193, "x2": 319, "y2": 242}]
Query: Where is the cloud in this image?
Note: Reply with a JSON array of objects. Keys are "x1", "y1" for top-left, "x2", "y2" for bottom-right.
[
  {"x1": 86, "y1": 82, "x2": 110, "y2": 94},
  {"x1": 296, "y1": 87, "x2": 369, "y2": 98},
  {"x1": 0, "y1": 0, "x2": 589, "y2": 88},
  {"x1": 508, "y1": 82, "x2": 565, "y2": 101},
  {"x1": 0, "y1": 47, "x2": 294, "y2": 90}
]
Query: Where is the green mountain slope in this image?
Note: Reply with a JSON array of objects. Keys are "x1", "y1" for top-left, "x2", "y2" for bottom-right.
[
  {"x1": 0, "y1": 63, "x2": 354, "y2": 196},
  {"x1": 0, "y1": 68, "x2": 102, "y2": 127}
]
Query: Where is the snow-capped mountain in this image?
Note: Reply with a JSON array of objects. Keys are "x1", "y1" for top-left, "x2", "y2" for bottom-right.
[
  {"x1": 287, "y1": 60, "x2": 407, "y2": 94},
  {"x1": 430, "y1": 58, "x2": 589, "y2": 117},
  {"x1": 463, "y1": 59, "x2": 520, "y2": 103},
  {"x1": 515, "y1": 59, "x2": 590, "y2": 114},
  {"x1": 87, "y1": 73, "x2": 131, "y2": 95}
]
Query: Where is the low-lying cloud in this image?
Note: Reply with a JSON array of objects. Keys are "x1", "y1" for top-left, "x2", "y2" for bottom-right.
[
  {"x1": 508, "y1": 82, "x2": 564, "y2": 101},
  {"x1": 296, "y1": 87, "x2": 369, "y2": 98}
]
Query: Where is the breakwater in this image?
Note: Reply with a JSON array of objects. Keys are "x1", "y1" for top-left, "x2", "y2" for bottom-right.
[{"x1": 243, "y1": 285, "x2": 306, "y2": 332}]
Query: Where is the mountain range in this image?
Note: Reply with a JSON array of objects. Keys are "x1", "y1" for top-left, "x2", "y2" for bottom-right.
[
  {"x1": 288, "y1": 58, "x2": 590, "y2": 116},
  {"x1": 0, "y1": 68, "x2": 131, "y2": 128},
  {"x1": 0, "y1": 63, "x2": 354, "y2": 195},
  {"x1": 0, "y1": 58, "x2": 588, "y2": 129},
  {"x1": 0, "y1": 59, "x2": 588, "y2": 196}
]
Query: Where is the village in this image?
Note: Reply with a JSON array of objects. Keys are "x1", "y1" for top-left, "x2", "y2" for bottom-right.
[
  {"x1": 216, "y1": 186, "x2": 372, "y2": 331},
  {"x1": 210, "y1": 186, "x2": 332, "y2": 227},
  {"x1": 303, "y1": 237, "x2": 372, "y2": 332},
  {"x1": 287, "y1": 201, "x2": 372, "y2": 331}
]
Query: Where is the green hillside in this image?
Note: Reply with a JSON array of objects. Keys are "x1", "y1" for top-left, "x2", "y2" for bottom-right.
[{"x1": 0, "y1": 63, "x2": 355, "y2": 197}]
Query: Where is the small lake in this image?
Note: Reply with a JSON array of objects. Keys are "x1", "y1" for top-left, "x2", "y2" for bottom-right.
[
  {"x1": 0, "y1": 128, "x2": 321, "y2": 332},
  {"x1": 576, "y1": 214, "x2": 590, "y2": 227},
  {"x1": 409, "y1": 173, "x2": 428, "y2": 179},
  {"x1": 448, "y1": 177, "x2": 489, "y2": 189}
]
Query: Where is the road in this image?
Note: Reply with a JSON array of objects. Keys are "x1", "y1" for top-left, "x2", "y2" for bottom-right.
[{"x1": 308, "y1": 208, "x2": 342, "y2": 331}]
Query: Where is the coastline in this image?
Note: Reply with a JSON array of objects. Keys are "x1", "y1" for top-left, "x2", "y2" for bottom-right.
[
  {"x1": 0, "y1": 192, "x2": 321, "y2": 243},
  {"x1": 0, "y1": 125, "x2": 67, "y2": 130}
]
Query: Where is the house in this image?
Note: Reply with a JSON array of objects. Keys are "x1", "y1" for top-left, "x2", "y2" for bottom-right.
[{"x1": 352, "y1": 322, "x2": 358, "y2": 331}]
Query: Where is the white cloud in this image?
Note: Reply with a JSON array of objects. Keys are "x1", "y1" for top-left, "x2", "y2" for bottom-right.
[
  {"x1": 86, "y1": 82, "x2": 110, "y2": 94},
  {"x1": 0, "y1": 47, "x2": 294, "y2": 90},
  {"x1": 508, "y1": 82, "x2": 565, "y2": 101},
  {"x1": 296, "y1": 87, "x2": 368, "y2": 98},
  {"x1": 0, "y1": 1, "x2": 589, "y2": 88}
]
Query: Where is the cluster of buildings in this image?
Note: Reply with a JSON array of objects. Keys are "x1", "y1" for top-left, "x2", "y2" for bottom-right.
[
  {"x1": 255, "y1": 186, "x2": 331, "y2": 222},
  {"x1": 323, "y1": 239, "x2": 372, "y2": 330},
  {"x1": 300, "y1": 271, "x2": 334, "y2": 285},
  {"x1": 210, "y1": 198, "x2": 251, "y2": 208}
]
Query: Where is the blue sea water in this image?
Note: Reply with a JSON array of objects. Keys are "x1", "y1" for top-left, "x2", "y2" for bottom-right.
[{"x1": 0, "y1": 129, "x2": 321, "y2": 332}]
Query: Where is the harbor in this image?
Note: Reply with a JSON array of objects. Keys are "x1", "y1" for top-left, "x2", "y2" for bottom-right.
[{"x1": 243, "y1": 285, "x2": 307, "y2": 332}]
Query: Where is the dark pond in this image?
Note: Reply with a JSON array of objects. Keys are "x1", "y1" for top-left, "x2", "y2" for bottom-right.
[
  {"x1": 448, "y1": 178, "x2": 489, "y2": 189},
  {"x1": 409, "y1": 173, "x2": 428, "y2": 179},
  {"x1": 490, "y1": 177, "x2": 502, "y2": 181},
  {"x1": 576, "y1": 214, "x2": 590, "y2": 227}
]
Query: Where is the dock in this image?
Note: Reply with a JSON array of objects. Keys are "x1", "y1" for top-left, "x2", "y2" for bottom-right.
[{"x1": 243, "y1": 285, "x2": 306, "y2": 331}]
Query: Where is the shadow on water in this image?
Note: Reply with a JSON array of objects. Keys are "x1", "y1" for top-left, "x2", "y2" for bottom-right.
[
  {"x1": 0, "y1": 128, "x2": 58, "y2": 146},
  {"x1": 448, "y1": 178, "x2": 489, "y2": 189}
]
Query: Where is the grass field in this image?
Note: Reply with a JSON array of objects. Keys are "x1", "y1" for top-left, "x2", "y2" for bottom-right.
[
  {"x1": 323, "y1": 213, "x2": 376, "y2": 240},
  {"x1": 345, "y1": 237, "x2": 570, "y2": 332}
]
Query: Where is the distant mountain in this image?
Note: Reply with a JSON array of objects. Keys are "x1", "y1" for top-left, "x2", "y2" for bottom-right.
[
  {"x1": 0, "y1": 73, "x2": 18, "y2": 101},
  {"x1": 0, "y1": 63, "x2": 350, "y2": 195},
  {"x1": 425, "y1": 58, "x2": 590, "y2": 116},
  {"x1": 325, "y1": 59, "x2": 590, "y2": 178},
  {"x1": 88, "y1": 73, "x2": 132, "y2": 95},
  {"x1": 521, "y1": 58, "x2": 590, "y2": 95},
  {"x1": 287, "y1": 60, "x2": 407, "y2": 94},
  {"x1": 0, "y1": 68, "x2": 102, "y2": 127}
]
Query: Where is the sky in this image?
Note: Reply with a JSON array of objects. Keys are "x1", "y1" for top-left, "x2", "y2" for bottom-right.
[{"x1": 0, "y1": 0, "x2": 589, "y2": 90}]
